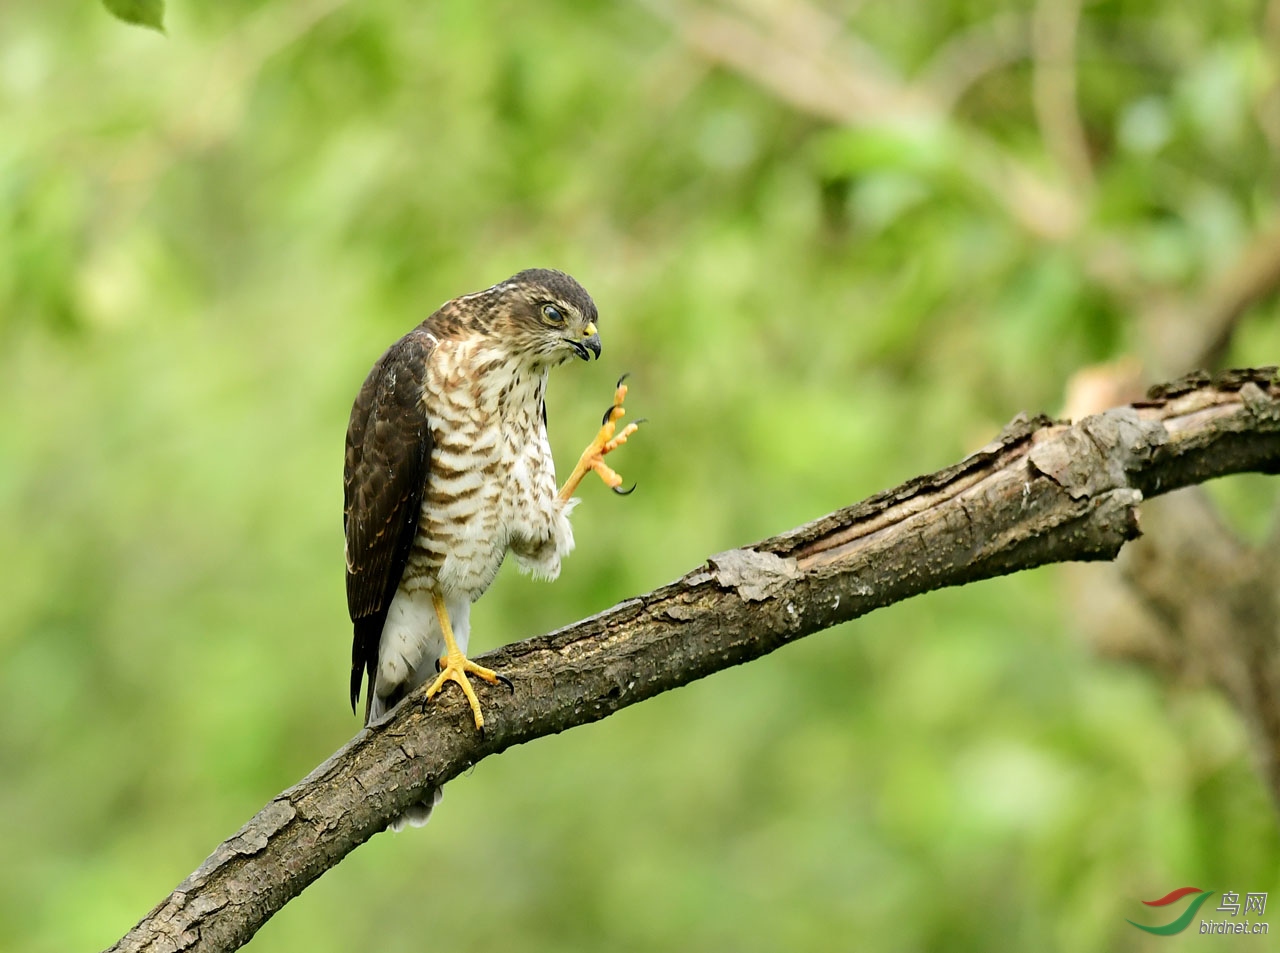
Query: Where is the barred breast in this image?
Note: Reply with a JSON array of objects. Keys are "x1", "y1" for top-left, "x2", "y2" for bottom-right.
[{"x1": 402, "y1": 339, "x2": 567, "y2": 601}]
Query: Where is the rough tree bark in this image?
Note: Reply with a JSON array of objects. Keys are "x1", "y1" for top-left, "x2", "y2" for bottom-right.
[{"x1": 108, "y1": 369, "x2": 1280, "y2": 953}]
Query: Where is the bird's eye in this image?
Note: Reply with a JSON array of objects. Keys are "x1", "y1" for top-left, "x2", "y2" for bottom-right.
[{"x1": 541, "y1": 304, "x2": 565, "y2": 323}]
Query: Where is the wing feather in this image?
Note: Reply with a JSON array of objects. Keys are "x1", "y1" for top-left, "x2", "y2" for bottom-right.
[{"x1": 343, "y1": 329, "x2": 435, "y2": 715}]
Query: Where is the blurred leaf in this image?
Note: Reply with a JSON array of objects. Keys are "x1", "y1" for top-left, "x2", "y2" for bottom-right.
[{"x1": 101, "y1": 0, "x2": 165, "y2": 33}]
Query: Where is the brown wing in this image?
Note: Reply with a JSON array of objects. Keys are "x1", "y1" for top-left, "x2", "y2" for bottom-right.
[{"x1": 343, "y1": 328, "x2": 435, "y2": 717}]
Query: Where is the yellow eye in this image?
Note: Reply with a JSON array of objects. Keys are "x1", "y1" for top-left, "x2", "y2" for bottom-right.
[{"x1": 541, "y1": 304, "x2": 565, "y2": 323}]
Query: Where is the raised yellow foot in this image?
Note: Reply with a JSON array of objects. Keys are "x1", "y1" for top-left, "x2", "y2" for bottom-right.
[{"x1": 558, "y1": 375, "x2": 642, "y2": 501}]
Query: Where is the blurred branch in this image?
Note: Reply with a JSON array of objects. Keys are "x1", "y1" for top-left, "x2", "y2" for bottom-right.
[
  {"x1": 1256, "y1": 0, "x2": 1280, "y2": 153},
  {"x1": 1191, "y1": 224, "x2": 1280, "y2": 369},
  {"x1": 918, "y1": 12, "x2": 1030, "y2": 111},
  {"x1": 1069, "y1": 475, "x2": 1280, "y2": 802},
  {"x1": 637, "y1": 0, "x2": 1081, "y2": 238},
  {"x1": 1031, "y1": 0, "x2": 1093, "y2": 192},
  {"x1": 647, "y1": 1, "x2": 1279, "y2": 336},
  {"x1": 1065, "y1": 234, "x2": 1280, "y2": 813},
  {"x1": 641, "y1": 0, "x2": 933, "y2": 125},
  {"x1": 108, "y1": 368, "x2": 1280, "y2": 953},
  {"x1": 1083, "y1": 221, "x2": 1280, "y2": 380},
  {"x1": 1063, "y1": 360, "x2": 1280, "y2": 796},
  {"x1": 1114, "y1": 492, "x2": 1280, "y2": 798}
]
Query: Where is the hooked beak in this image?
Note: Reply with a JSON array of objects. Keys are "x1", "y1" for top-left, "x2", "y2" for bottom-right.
[{"x1": 571, "y1": 321, "x2": 602, "y2": 361}]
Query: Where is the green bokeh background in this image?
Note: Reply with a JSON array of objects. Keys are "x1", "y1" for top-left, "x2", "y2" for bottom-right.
[{"x1": 3, "y1": 1, "x2": 1280, "y2": 950}]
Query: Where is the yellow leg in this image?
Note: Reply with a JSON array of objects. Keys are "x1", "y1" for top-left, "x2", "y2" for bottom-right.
[
  {"x1": 558, "y1": 376, "x2": 642, "y2": 502},
  {"x1": 423, "y1": 590, "x2": 509, "y2": 730}
]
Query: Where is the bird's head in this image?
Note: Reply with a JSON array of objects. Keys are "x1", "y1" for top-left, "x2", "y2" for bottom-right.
[{"x1": 457, "y1": 268, "x2": 601, "y2": 366}]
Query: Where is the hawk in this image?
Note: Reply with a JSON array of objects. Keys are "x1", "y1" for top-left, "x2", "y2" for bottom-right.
[{"x1": 343, "y1": 269, "x2": 637, "y2": 824}]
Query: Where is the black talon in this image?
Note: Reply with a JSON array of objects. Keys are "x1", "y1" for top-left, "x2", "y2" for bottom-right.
[
  {"x1": 496, "y1": 673, "x2": 515, "y2": 694},
  {"x1": 632, "y1": 417, "x2": 648, "y2": 427},
  {"x1": 602, "y1": 404, "x2": 616, "y2": 426},
  {"x1": 616, "y1": 372, "x2": 631, "y2": 388},
  {"x1": 613, "y1": 482, "x2": 637, "y2": 496}
]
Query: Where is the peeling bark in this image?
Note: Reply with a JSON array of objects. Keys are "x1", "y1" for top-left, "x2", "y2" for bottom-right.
[{"x1": 107, "y1": 368, "x2": 1280, "y2": 953}]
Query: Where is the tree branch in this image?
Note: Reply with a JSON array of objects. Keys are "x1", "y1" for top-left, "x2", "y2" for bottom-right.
[
  {"x1": 107, "y1": 368, "x2": 1280, "y2": 953},
  {"x1": 1064, "y1": 360, "x2": 1280, "y2": 814}
]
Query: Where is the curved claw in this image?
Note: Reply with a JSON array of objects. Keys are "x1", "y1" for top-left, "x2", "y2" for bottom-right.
[
  {"x1": 632, "y1": 417, "x2": 648, "y2": 427},
  {"x1": 601, "y1": 404, "x2": 616, "y2": 426},
  {"x1": 496, "y1": 673, "x2": 515, "y2": 694},
  {"x1": 612, "y1": 482, "x2": 637, "y2": 496},
  {"x1": 616, "y1": 372, "x2": 631, "y2": 389}
]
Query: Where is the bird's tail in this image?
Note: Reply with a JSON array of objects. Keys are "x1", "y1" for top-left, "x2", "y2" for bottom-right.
[
  {"x1": 387, "y1": 786, "x2": 444, "y2": 831},
  {"x1": 352, "y1": 615, "x2": 384, "y2": 720},
  {"x1": 360, "y1": 596, "x2": 452, "y2": 829}
]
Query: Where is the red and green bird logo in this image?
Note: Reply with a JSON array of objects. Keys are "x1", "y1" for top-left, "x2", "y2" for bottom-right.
[{"x1": 1128, "y1": 887, "x2": 1215, "y2": 935}]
